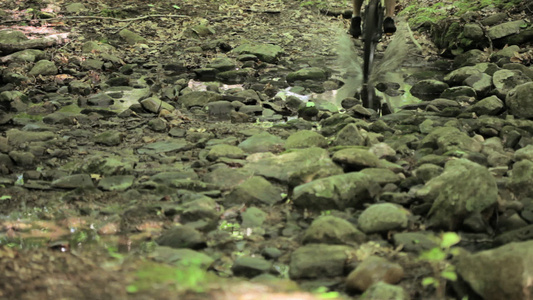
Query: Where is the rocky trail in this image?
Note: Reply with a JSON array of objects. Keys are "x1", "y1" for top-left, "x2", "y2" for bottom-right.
[{"x1": 0, "y1": 0, "x2": 533, "y2": 299}]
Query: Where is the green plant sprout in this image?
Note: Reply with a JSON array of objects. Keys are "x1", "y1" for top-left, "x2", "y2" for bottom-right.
[
  {"x1": 219, "y1": 220, "x2": 244, "y2": 240},
  {"x1": 419, "y1": 232, "x2": 461, "y2": 299},
  {"x1": 313, "y1": 286, "x2": 340, "y2": 299}
]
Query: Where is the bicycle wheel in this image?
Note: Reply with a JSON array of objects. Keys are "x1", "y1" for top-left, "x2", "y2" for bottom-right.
[{"x1": 362, "y1": 0, "x2": 382, "y2": 111}]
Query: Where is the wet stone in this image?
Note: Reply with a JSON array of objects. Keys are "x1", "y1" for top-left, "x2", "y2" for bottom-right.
[
  {"x1": 345, "y1": 256, "x2": 405, "y2": 293},
  {"x1": 231, "y1": 256, "x2": 272, "y2": 278},
  {"x1": 492, "y1": 69, "x2": 531, "y2": 99},
  {"x1": 393, "y1": 232, "x2": 439, "y2": 253},
  {"x1": 97, "y1": 175, "x2": 135, "y2": 191},
  {"x1": 156, "y1": 225, "x2": 206, "y2": 249},
  {"x1": 332, "y1": 123, "x2": 365, "y2": 146},
  {"x1": 148, "y1": 118, "x2": 167, "y2": 132},
  {"x1": 140, "y1": 97, "x2": 174, "y2": 113},
  {"x1": 232, "y1": 43, "x2": 284, "y2": 63},
  {"x1": 6, "y1": 129, "x2": 55, "y2": 147},
  {"x1": 87, "y1": 93, "x2": 114, "y2": 106},
  {"x1": 52, "y1": 174, "x2": 94, "y2": 189},
  {"x1": 410, "y1": 79, "x2": 449, "y2": 100},
  {"x1": 206, "y1": 101, "x2": 234, "y2": 120},
  {"x1": 202, "y1": 167, "x2": 253, "y2": 190}
]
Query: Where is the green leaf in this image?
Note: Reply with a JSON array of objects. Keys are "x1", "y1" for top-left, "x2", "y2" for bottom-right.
[
  {"x1": 422, "y1": 277, "x2": 438, "y2": 287},
  {"x1": 420, "y1": 247, "x2": 446, "y2": 261},
  {"x1": 0, "y1": 195, "x2": 12, "y2": 201},
  {"x1": 306, "y1": 102, "x2": 315, "y2": 107},
  {"x1": 173, "y1": 5, "x2": 181, "y2": 10},
  {"x1": 441, "y1": 270, "x2": 458, "y2": 281},
  {"x1": 126, "y1": 285, "x2": 139, "y2": 293},
  {"x1": 441, "y1": 232, "x2": 461, "y2": 248}
]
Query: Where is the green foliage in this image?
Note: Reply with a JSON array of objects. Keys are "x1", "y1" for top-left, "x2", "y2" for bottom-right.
[
  {"x1": 400, "y1": 0, "x2": 523, "y2": 27},
  {"x1": 418, "y1": 232, "x2": 461, "y2": 298},
  {"x1": 127, "y1": 260, "x2": 209, "y2": 293}
]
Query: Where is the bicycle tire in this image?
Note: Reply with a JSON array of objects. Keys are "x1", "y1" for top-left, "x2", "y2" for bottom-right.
[{"x1": 362, "y1": 0, "x2": 382, "y2": 111}]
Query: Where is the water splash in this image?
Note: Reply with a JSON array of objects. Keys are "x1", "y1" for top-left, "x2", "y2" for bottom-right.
[{"x1": 334, "y1": 32, "x2": 363, "y2": 106}]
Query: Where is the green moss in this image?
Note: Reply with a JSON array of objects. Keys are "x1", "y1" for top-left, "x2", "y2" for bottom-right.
[{"x1": 13, "y1": 112, "x2": 44, "y2": 121}]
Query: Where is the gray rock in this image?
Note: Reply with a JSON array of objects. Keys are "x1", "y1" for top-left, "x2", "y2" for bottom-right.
[
  {"x1": 493, "y1": 69, "x2": 531, "y2": 99},
  {"x1": 87, "y1": 93, "x2": 114, "y2": 106},
  {"x1": 6, "y1": 129, "x2": 55, "y2": 147},
  {"x1": 76, "y1": 154, "x2": 136, "y2": 176},
  {"x1": 333, "y1": 123, "x2": 365, "y2": 146},
  {"x1": 414, "y1": 163, "x2": 444, "y2": 183},
  {"x1": 481, "y1": 13, "x2": 507, "y2": 26},
  {"x1": 357, "y1": 203, "x2": 410, "y2": 234},
  {"x1": 97, "y1": 175, "x2": 134, "y2": 191},
  {"x1": 81, "y1": 59, "x2": 104, "y2": 70},
  {"x1": 493, "y1": 224, "x2": 533, "y2": 245},
  {"x1": 232, "y1": 256, "x2": 272, "y2": 278},
  {"x1": 4, "y1": 49, "x2": 45, "y2": 63},
  {"x1": 490, "y1": 45, "x2": 521, "y2": 63},
  {"x1": 178, "y1": 91, "x2": 223, "y2": 108},
  {"x1": 506, "y1": 82, "x2": 533, "y2": 119},
  {"x1": 69, "y1": 80, "x2": 92, "y2": 96},
  {"x1": 148, "y1": 118, "x2": 167, "y2": 132},
  {"x1": 440, "y1": 86, "x2": 476, "y2": 100},
  {"x1": 224, "y1": 176, "x2": 282, "y2": 205},
  {"x1": 242, "y1": 147, "x2": 342, "y2": 184},
  {"x1": 292, "y1": 172, "x2": 375, "y2": 211},
  {"x1": 410, "y1": 79, "x2": 449, "y2": 100},
  {"x1": 207, "y1": 57, "x2": 235, "y2": 71},
  {"x1": 284, "y1": 130, "x2": 327, "y2": 149},
  {"x1": 65, "y1": 3, "x2": 86, "y2": 13},
  {"x1": 202, "y1": 167, "x2": 253, "y2": 190},
  {"x1": 392, "y1": 232, "x2": 439, "y2": 253},
  {"x1": 156, "y1": 225, "x2": 206, "y2": 249},
  {"x1": 332, "y1": 148, "x2": 382, "y2": 170},
  {"x1": 514, "y1": 144, "x2": 533, "y2": 161},
  {"x1": 444, "y1": 66, "x2": 482, "y2": 85},
  {"x1": 286, "y1": 67, "x2": 328, "y2": 83},
  {"x1": 417, "y1": 159, "x2": 498, "y2": 230},
  {"x1": 52, "y1": 174, "x2": 94, "y2": 189},
  {"x1": 466, "y1": 95, "x2": 504, "y2": 116},
  {"x1": 8, "y1": 150, "x2": 35, "y2": 166},
  {"x1": 503, "y1": 63, "x2": 533, "y2": 81},
  {"x1": 216, "y1": 69, "x2": 254, "y2": 84},
  {"x1": 464, "y1": 73, "x2": 493, "y2": 96},
  {"x1": 0, "y1": 30, "x2": 27, "y2": 44},
  {"x1": 345, "y1": 256, "x2": 404, "y2": 292},
  {"x1": 28, "y1": 60, "x2": 58, "y2": 76},
  {"x1": 232, "y1": 43, "x2": 284, "y2": 63},
  {"x1": 487, "y1": 20, "x2": 526, "y2": 39},
  {"x1": 179, "y1": 196, "x2": 219, "y2": 227},
  {"x1": 289, "y1": 244, "x2": 354, "y2": 279},
  {"x1": 93, "y1": 130, "x2": 123, "y2": 146},
  {"x1": 206, "y1": 144, "x2": 246, "y2": 161},
  {"x1": 140, "y1": 97, "x2": 174, "y2": 113},
  {"x1": 508, "y1": 159, "x2": 533, "y2": 199},
  {"x1": 81, "y1": 41, "x2": 115, "y2": 53},
  {"x1": 419, "y1": 126, "x2": 482, "y2": 154},
  {"x1": 137, "y1": 139, "x2": 190, "y2": 155},
  {"x1": 206, "y1": 101, "x2": 234, "y2": 120},
  {"x1": 359, "y1": 168, "x2": 401, "y2": 185},
  {"x1": 241, "y1": 207, "x2": 267, "y2": 228},
  {"x1": 457, "y1": 240, "x2": 533, "y2": 300},
  {"x1": 361, "y1": 281, "x2": 409, "y2": 300},
  {"x1": 118, "y1": 29, "x2": 146, "y2": 44},
  {"x1": 302, "y1": 215, "x2": 365, "y2": 245},
  {"x1": 453, "y1": 49, "x2": 487, "y2": 68},
  {"x1": 463, "y1": 23, "x2": 484, "y2": 41}
]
